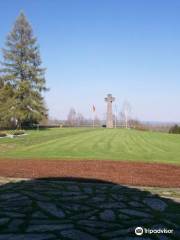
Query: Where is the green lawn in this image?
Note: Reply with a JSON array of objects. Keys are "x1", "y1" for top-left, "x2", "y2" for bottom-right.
[{"x1": 0, "y1": 128, "x2": 180, "y2": 164}]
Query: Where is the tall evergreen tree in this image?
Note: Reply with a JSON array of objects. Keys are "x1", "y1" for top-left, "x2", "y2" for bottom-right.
[{"x1": 0, "y1": 12, "x2": 47, "y2": 128}]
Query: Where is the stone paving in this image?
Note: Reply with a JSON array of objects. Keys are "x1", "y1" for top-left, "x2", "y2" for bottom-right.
[{"x1": 0, "y1": 178, "x2": 179, "y2": 240}]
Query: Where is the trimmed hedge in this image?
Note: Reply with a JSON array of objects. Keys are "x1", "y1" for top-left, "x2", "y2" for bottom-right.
[
  {"x1": 0, "y1": 130, "x2": 26, "y2": 137},
  {"x1": 0, "y1": 132, "x2": 7, "y2": 137},
  {"x1": 12, "y1": 130, "x2": 25, "y2": 136}
]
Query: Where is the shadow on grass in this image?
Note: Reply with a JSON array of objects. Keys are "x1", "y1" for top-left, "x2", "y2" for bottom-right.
[{"x1": 0, "y1": 177, "x2": 179, "y2": 240}]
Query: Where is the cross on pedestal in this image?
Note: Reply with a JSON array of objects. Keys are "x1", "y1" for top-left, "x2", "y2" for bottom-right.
[{"x1": 105, "y1": 94, "x2": 115, "y2": 128}]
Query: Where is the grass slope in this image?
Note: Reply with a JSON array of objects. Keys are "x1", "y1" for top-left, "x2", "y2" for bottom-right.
[{"x1": 0, "y1": 128, "x2": 180, "y2": 164}]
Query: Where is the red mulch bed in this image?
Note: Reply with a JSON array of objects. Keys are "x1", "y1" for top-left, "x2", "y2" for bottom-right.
[{"x1": 0, "y1": 159, "x2": 179, "y2": 187}]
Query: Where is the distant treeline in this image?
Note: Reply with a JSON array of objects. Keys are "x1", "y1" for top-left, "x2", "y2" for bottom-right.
[{"x1": 38, "y1": 118, "x2": 177, "y2": 133}]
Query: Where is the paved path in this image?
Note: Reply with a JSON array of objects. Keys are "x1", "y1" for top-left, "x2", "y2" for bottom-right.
[{"x1": 0, "y1": 178, "x2": 179, "y2": 240}]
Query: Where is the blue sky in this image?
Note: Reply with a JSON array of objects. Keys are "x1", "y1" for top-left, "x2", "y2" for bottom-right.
[{"x1": 1, "y1": 0, "x2": 180, "y2": 122}]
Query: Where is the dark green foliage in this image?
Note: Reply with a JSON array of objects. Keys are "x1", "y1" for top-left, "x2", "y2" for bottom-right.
[
  {"x1": 169, "y1": 124, "x2": 180, "y2": 134},
  {"x1": 0, "y1": 12, "x2": 48, "y2": 129},
  {"x1": 0, "y1": 83, "x2": 15, "y2": 128}
]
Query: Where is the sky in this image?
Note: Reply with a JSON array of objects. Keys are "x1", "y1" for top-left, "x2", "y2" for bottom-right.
[{"x1": 0, "y1": 0, "x2": 180, "y2": 122}]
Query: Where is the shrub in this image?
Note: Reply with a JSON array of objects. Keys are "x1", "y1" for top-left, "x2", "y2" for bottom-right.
[
  {"x1": 12, "y1": 130, "x2": 25, "y2": 136},
  {"x1": 0, "y1": 132, "x2": 7, "y2": 137},
  {"x1": 169, "y1": 125, "x2": 180, "y2": 134}
]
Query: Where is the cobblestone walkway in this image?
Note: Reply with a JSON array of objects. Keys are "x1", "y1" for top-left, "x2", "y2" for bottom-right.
[{"x1": 0, "y1": 178, "x2": 179, "y2": 240}]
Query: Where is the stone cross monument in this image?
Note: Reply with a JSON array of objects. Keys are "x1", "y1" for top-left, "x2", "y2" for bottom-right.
[{"x1": 105, "y1": 94, "x2": 115, "y2": 128}]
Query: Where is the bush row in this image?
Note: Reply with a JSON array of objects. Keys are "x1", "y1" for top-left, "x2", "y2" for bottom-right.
[
  {"x1": 169, "y1": 125, "x2": 180, "y2": 134},
  {"x1": 0, "y1": 132, "x2": 7, "y2": 137},
  {"x1": 0, "y1": 130, "x2": 25, "y2": 137}
]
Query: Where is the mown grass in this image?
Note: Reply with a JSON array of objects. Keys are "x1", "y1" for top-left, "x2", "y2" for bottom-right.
[{"x1": 0, "y1": 128, "x2": 180, "y2": 164}]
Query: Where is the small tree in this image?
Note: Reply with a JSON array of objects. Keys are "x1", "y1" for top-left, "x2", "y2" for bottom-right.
[
  {"x1": 122, "y1": 101, "x2": 132, "y2": 128},
  {"x1": 94, "y1": 115, "x2": 101, "y2": 126},
  {"x1": 67, "y1": 108, "x2": 76, "y2": 127},
  {"x1": 76, "y1": 113, "x2": 85, "y2": 126},
  {"x1": 0, "y1": 12, "x2": 48, "y2": 128}
]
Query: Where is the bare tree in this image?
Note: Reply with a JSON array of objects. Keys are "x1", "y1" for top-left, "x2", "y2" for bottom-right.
[
  {"x1": 122, "y1": 101, "x2": 132, "y2": 128},
  {"x1": 114, "y1": 104, "x2": 118, "y2": 128},
  {"x1": 67, "y1": 108, "x2": 76, "y2": 127},
  {"x1": 76, "y1": 113, "x2": 85, "y2": 126},
  {"x1": 94, "y1": 115, "x2": 101, "y2": 127}
]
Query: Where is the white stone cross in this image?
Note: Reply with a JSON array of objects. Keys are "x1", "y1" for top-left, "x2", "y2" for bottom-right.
[{"x1": 105, "y1": 94, "x2": 115, "y2": 128}]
